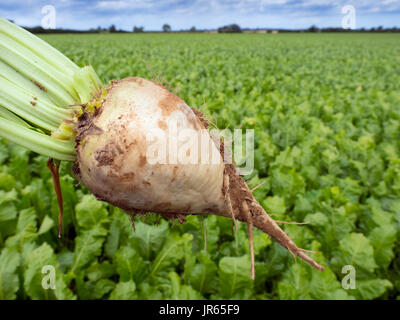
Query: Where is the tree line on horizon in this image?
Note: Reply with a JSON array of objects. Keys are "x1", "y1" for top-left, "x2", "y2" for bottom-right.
[{"x1": 12, "y1": 21, "x2": 400, "y2": 34}]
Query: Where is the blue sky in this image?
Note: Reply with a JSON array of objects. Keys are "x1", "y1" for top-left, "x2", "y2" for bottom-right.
[{"x1": 1, "y1": 0, "x2": 399, "y2": 30}]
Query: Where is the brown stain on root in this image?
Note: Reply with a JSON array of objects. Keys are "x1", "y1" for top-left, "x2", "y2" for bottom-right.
[
  {"x1": 119, "y1": 172, "x2": 135, "y2": 181},
  {"x1": 158, "y1": 120, "x2": 168, "y2": 130},
  {"x1": 158, "y1": 92, "x2": 183, "y2": 117},
  {"x1": 85, "y1": 124, "x2": 104, "y2": 136},
  {"x1": 94, "y1": 144, "x2": 116, "y2": 166},
  {"x1": 204, "y1": 205, "x2": 220, "y2": 214},
  {"x1": 153, "y1": 201, "x2": 173, "y2": 211},
  {"x1": 187, "y1": 116, "x2": 202, "y2": 130},
  {"x1": 191, "y1": 108, "x2": 209, "y2": 128},
  {"x1": 138, "y1": 154, "x2": 147, "y2": 167},
  {"x1": 171, "y1": 165, "x2": 179, "y2": 182}
]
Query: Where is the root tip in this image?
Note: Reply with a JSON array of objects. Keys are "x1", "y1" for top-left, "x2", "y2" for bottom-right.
[{"x1": 296, "y1": 249, "x2": 325, "y2": 271}]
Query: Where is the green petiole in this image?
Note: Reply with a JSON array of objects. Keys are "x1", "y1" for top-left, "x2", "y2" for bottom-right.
[
  {"x1": 0, "y1": 18, "x2": 79, "y2": 75},
  {"x1": 0, "y1": 105, "x2": 30, "y2": 128},
  {"x1": 0, "y1": 18, "x2": 103, "y2": 161},
  {"x1": 0, "y1": 33, "x2": 77, "y2": 106},
  {"x1": 0, "y1": 76, "x2": 72, "y2": 131},
  {"x1": 0, "y1": 117, "x2": 76, "y2": 161}
]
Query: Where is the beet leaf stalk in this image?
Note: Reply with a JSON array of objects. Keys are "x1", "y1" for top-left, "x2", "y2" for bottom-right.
[{"x1": 0, "y1": 18, "x2": 101, "y2": 160}]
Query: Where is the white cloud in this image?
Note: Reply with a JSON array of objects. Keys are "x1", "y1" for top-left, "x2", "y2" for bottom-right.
[
  {"x1": 369, "y1": 7, "x2": 381, "y2": 12},
  {"x1": 383, "y1": 0, "x2": 398, "y2": 4},
  {"x1": 1, "y1": 0, "x2": 399, "y2": 29},
  {"x1": 96, "y1": 0, "x2": 156, "y2": 10}
]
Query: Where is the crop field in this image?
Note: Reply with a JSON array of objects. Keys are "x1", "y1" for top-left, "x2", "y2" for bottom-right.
[{"x1": 0, "y1": 33, "x2": 399, "y2": 300}]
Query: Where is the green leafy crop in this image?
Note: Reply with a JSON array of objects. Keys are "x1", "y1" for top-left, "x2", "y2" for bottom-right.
[{"x1": 0, "y1": 33, "x2": 399, "y2": 300}]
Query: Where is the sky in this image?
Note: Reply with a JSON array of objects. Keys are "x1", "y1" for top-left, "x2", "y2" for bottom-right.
[{"x1": 1, "y1": 0, "x2": 399, "y2": 31}]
